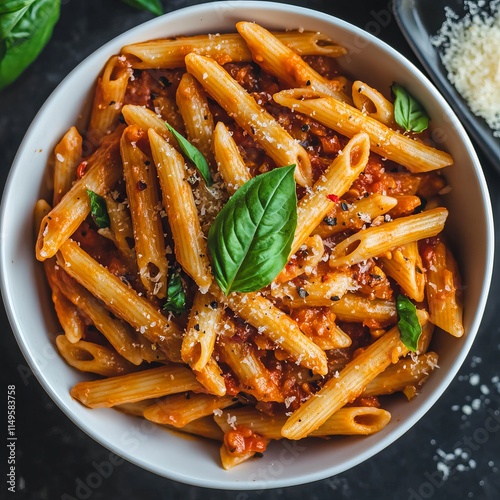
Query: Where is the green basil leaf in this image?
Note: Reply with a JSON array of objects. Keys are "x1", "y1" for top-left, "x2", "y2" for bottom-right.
[
  {"x1": 121, "y1": 0, "x2": 163, "y2": 17},
  {"x1": 208, "y1": 165, "x2": 297, "y2": 295},
  {"x1": 162, "y1": 269, "x2": 187, "y2": 316},
  {"x1": 396, "y1": 294, "x2": 422, "y2": 352},
  {"x1": 0, "y1": 0, "x2": 60, "y2": 91},
  {"x1": 165, "y1": 122, "x2": 213, "y2": 186},
  {"x1": 391, "y1": 83, "x2": 430, "y2": 133},
  {"x1": 87, "y1": 190, "x2": 110, "y2": 229}
]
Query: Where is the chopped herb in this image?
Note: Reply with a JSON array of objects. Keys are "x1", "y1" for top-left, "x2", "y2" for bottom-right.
[{"x1": 87, "y1": 190, "x2": 110, "y2": 228}]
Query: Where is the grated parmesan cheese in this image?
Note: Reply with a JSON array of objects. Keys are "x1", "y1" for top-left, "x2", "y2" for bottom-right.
[{"x1": 432, "y1": 0, "x2": 500, "y2": 137}]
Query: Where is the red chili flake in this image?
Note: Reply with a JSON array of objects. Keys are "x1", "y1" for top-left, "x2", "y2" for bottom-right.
[
  {"x1": 76, "y1": 161, "x2": 88, "y2": 179},
  {"x1": 327, "y1": 194, "x2": 339, "y2": 202}
]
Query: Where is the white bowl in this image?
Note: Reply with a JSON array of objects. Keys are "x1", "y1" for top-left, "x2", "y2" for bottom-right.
[{"x1": 0, "y1": 0, "x2": 494, "y2": 490}]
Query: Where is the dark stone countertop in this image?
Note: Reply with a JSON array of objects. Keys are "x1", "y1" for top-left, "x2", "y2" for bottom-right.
[{"x1": 1, "y1": 1, "x2": 499, "y2": 499}]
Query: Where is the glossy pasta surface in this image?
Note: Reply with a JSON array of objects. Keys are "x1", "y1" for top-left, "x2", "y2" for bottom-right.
[{"x1": 34, "y1": 23, "x2": 462, "y2": 470}]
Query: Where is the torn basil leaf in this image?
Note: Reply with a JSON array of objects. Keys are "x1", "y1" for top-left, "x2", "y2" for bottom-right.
[
  {"x1": 87, "y1": 190, "x2": 110, "y2": 229},
  {"x1": 163, "y1": 269, "x2": 187, "y2": 316},
  {"x1": 396, "y1": 294, "x2": 422, "y2": 352},
  {"x1": 165, "y1": 122, "x2": 212, "y2": 186},
  {"x1": 392, "y1": 83, "x2": 430, "y2": 133}
]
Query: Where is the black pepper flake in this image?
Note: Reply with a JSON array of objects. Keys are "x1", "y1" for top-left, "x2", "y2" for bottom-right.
[
  {"x1": 370, "y1": 273, "x2": 382, "y2": 280},
  {"x1": 185, "y1": 392, "x2": 191, "y2": 399},
  {"x1": 194, "y1": 324, "x2": 200, "y2": 331},
  {"x1": 118, "y1": 114, "x2": 125, "y2": 124},
  {"x1": 330, "y1": 295, "x2": 340, "y2": 301},
  {"x1": 323, "y1": 216, "x2": 337, "y2": 226},
  {"x1": 305, "y1": 80, "x2": 311, "y2": 86},
  {"x1": 209, "y1": 300, "x2": 218, "y2": 309},
  {"x1": 297, "y1": 286, "x2": 309, "y2": 298},
  {"x1": 109, "y1": 100, "x2": 116, "y2": 106},
  {"x1": 137, "y1": 180, "x2": 147, "y2": 191},
  {"x1": 301, "y1": 124, "x2": 310, "y2": 132},
  {"x1": 250, "y1": 126, "x2": 256, "y2": 135},
  {"x1": 159, "y1": 76, "x2": 172, "y2": 87},
  {"x1": 416, "y1": 266, "x2": 423, "y2": 274},
  {"x1": 145, "y1": 160, "x2": 151, "y2": 166},
  {"x1": 341, "y1": 202, "x2": 349, "y2": 211}
]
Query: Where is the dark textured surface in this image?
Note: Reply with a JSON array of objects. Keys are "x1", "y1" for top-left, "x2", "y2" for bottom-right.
[{"x1": 1, "y1": 1, "x2": 499, "y2": 499}]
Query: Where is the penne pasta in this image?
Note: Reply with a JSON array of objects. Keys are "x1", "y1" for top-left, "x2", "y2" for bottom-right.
[
  {"x1": 185, "y1": 53, "x2": 313, "y2": 187},
  {"x1": 53, "y1": 126, "x2": 82, "y2": 205},
  {"x1": 121, "y1": 31, "x2": 346, "y2": 69},
  {"x1": 273, "y1": 88, "x2": 454, "y2": 173}
]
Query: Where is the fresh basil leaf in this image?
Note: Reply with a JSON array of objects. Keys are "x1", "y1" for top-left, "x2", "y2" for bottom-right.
[
  {"x1": 87, "y1": 190, "x2": 110, "y2": 229},
  {"x1": 396, "y1": 294, "x2": 422, "y2": 352},
  {"x1": 0, "y1": 0, "x2": 60, "y2": 91},
  {"x1": 208, "y1": 165, "x2": 297, "y2": 295},
  {"x1": 391, "y1": 83, "x2": 430, "y2": 133},
  {"x1": 121, "y1": 0, "x2": 163, "y2": 17},
  {"x1": 165, "y1": 122, "x2": 213, "y2": 186},
  {"x1": 162, "y1": 269, "x2": 187, "y2": 316}
]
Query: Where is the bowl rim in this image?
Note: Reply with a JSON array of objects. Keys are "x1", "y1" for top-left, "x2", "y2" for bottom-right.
[{"x1": 0, "y1": 0, "x2": 495, "y2": 490}]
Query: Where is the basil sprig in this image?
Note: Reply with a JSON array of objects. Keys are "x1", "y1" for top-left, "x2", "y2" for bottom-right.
[
  {"x1": 208, "y1": 165, "x2": 297, "y2": 295},
  {"x1": 165, "y1": 122, "x2": 213, "y2": 186},
  {"x1": 0, "y1": 0, "x2": 61, "y2": 91},
  {"x1": 121, "y1": 0, "x2": 163, "y2": 16},
  {"x1": 396, "y1": 294, "x2": 422, "y2": 352},
  {"x1": 391, "y1": 83, "x2": 430, "y2": 133},
  {"x1": 163, "y1": 269, "x2": 187, "y2": 316},
  {"x1": 87, "y1": 190, "x2": 110, "y2": 229}
]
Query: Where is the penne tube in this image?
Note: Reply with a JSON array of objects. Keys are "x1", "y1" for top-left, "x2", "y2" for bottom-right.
[
  {"x1": 185, "y1": 53, "x2": 312, "y2": 187},
  {"x1": 236, "y1": 22, "x2": 350, "y2": 102},
  {"x1": 100, "y1": 194, "x2": 137, "y2": 268},
  {"x1": 164, "y1": 416, "x2": 225, "y2": 441},
  {"x1": 214, "y1": 287, "x2": 328, "y2": 376},
  {"x1": 219, "y1": 444, "x2": 258, "y2": 470},
  {"x1": 330, "y1": 293, "x2": 397, "y2": 326},
  {"x1": 352, "y1": 80, "x2": 394, "y2": 126},
  {"x1": 57, "y1": 239, "x2": 183, "y2": 362},
  {"x1": 176, "y1": 72, "x2": 215, "y2": 166},
  {"x1": 53, "y1": 126, "x2": 82, "y2": 205},
  {"x1": 121, "y1": 31, "x2": 346, "y2": 69},
  {"x1": 44, "y1": 259, "x2": 85, "y2": 343},
  {"x1": 193, "y1": 357, "x2": 227, "y2": 397},
  {"x1": 380, "y1": 242, "x2": 425, "y2": 302},
  {"x1": 181, "y1": 291, "x2": 222, "y2": 371},
  {"x1": 89, "y1": 56, "x2": 131, "y2": 137},
  {"x1": 114, "y1": 400, "x2": 153, "y2": 417},
  {"x1": 290, "y1": 132, "x2": 370, "y2": 257},
  {"x1": 312, "y1": 194, "x2": 398, "y2": 239},
  {"x1": 36, "y1": 129, "x2": 123, "y2": 261},
  {"x1": 214, "y1": 405, "x2": 391, "y2": 438},
  {"x1": 144, "y1": 393, "x2": 236, "y2": 427},
  {"x1": 329, "y1": 207, "x2": 448, "y2": 268},
  {"x1": 121, "y1": 104, "x2": 177, "y2": 144},
  {"x1": 362, "y1": 351, "x2": 439, "y2": 397},
  {"x1": 273, "y1": 89, "x2": 454, "y2": 173},
  {"x1": 149, "y1": 128, "x2": 212, "y2": 292},
  {"x1": 220, "y1": 334, "x2": 284, "y2": 403},
  {"x1": 421, "y1": 239, "x2": 464, "y2": 337},
  {"x1": 281, "y1": 325, "x2": 408, "y2": 439},
  {"x1": 213, "y1": 121, "x2": 251, "y2": 194},
  {"x1": 53, "y1": 265, "x2": 143, "y2": 365},
  {"x1": 152, "y1": 95, "x2": 186, "y2": 135},
  {"x1": 120, "y1": 125, "x2": 168, "y2": 298},
  {"x1": 71, "y1": 365, "x2": 203, "y2": 408},
  {"x1": 56, "y1": 335, "x2": 138, "y2": 377}
]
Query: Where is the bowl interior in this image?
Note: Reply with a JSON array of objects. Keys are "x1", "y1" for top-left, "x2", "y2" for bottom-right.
[{"x1": 0, "y1": 1, "x2": 493, "y2": 489}]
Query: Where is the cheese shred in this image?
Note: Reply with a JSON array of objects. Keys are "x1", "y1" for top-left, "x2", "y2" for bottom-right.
[{"x1": 432, "y1": 0, "x2": 500, "y2": 137}]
